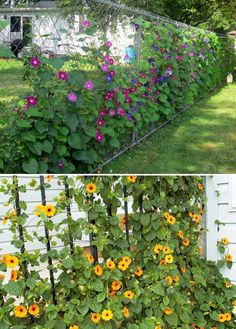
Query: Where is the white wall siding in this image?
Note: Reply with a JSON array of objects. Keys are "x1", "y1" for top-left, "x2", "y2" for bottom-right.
[{"x1": 206, "y1": 175, "x2": 236, "y2": 283}]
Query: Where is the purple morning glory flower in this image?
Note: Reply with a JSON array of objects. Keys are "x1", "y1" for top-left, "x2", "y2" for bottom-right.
[
  {"x1": 101, "y1": 63, "x2": 109, "y2": 72},
  {"x1": 105, "y1": 41, "x2": 112, "y2": 48},
  {"x1": 84, "y1": 80, "x2": 94, "y2": 90},
  {"x1": 96, "y1": 131, "x2": 103, "y2": 142},
  {"x1": 130, "y1": 106, "x2": 136, "y2": 112},
  {"x1": 137, "y1": 101, "x2": 142, "y2": 107},
  {"x1": 26, "y1": 96, "x2": 37, "y2": 106},
  {"x1": 83, "y1": 20, "x2": 92, "y2": 28},
  {"x1": 117, "y1": 107, "x2": 125, "y2": 117},
  {"x1": 106, "y1": 75, "x2": 113, "y2": 82},
  {"x1": 58, "y1": 161, "x2": 65, "y2": 169},
  {"x1": 109, "y1": 109, "x2": 116, "y2": 117},
  {"x1": 131, "y1": 78, "x2": 137, "y2": 84},
  {"x1": 57, "y1": 71, "x2": 68, "y2": 81},
  {"x1": 127, "y1": 113, "x2": 133, "y2": 121},
  {"x1": 68, "y1": 92, "x2": 77, "y2": 102},
  {"x1": 97, "y1": 118, "x2": 105, "y2": 126},
  {"x1": 30, "y1": 57, "x2": 41, "y2": 68}
]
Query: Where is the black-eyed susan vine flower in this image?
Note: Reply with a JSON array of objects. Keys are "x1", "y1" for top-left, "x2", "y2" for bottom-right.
[
  {"x1": 124, "y1": 290, "x2": 134, "y2": 299},
  {"x1": 221, "y1": 237, "x2": 229, "y2": 245},
  {"x1": 91, "y1": 313, "x2": 101, "y2": 323},
  {"x1": 106, "y1": 259, "x2": 115, "y2": 270},
  {"x1": 34, "y1": 204, "x2": 56, "y2": 218},
  {"x1": 225, "y1": 254, "x2": 233, "y2": 262},
  {"x1": 86, "y1": 183, "x2": 96, "y2": 193},
  {"x1": 164, "y1": 307, "x2": 173, "y2": 315},
  {"x1": 165, "y1": 255, "x2": 174, "y2": 264},
  {"x1": 14, "y1": 305, "x2": 27, "y2": 318},
  {"x1": 10, "y1": 270, "x2": 19, "y2": 281},
  {"x1": 123, "y1": 307, "x2": 129, "y2": 318},
  {"x1": 111, "y1": 280, "x2": 122, "y2": 291},
  {"x1": 69, "y1": 325, "x2": 79, "y2": 329},
  {"x1": 154, "y1": 244, "x2": 163, "y2": 254},
  {"x1": 182, "y1": 237, "x2": 190, "y2": 246},
  {"x1": 85, "y1": 254, "x2": 94, "y2": 263},
  {"x1": 134, "y1": 267, "x2": 143, "y2": 276},
  {"x1": 28, "y1": 304, "x2": 40, "y2": 316},
  {"x1": 94, "y1": 265, "x2": 103, "y2": 276},
  {"x1": 127, "y1": 175, "x2": 137, "y2": 183},
  {"x1": 5, "y1": 255, "x2": 19, "y2": 268},
  {"x1": 2, "y1": 216, "x2": 8, "y2": 225},
  {"x1": 101, "y1": 309, "x2": 113, "y2": 321}
]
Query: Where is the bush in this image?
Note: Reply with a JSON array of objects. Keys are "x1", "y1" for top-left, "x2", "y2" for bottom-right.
[
  {"x1": 0, "y1": 176, "x2": 235, "y2": 328},
  {"x1": 0, "y1": 18, "x2": 235, "y2": 173}
]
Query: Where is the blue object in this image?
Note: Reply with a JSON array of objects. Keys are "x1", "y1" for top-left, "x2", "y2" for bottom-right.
[{"x1": 124, "y1": 45, "x2": 136, "y2": 64}]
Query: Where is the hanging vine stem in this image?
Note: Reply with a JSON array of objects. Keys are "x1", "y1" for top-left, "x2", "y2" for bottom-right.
[
  {"x1": 39, "y1": 176, "x2": 57, "y2": 305},
  {"x1": 12, "y1": 175, "x2": 29, "y2": 280},
  {"x1": 64, "y1": 177, "x2": 75, "y2": 256}
]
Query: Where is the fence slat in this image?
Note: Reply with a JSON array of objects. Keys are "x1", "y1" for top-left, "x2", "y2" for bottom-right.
[
  {"x1": 39, "y1": 175, "x2": 57, "y2": 305},
  {"x1": 64, "y1": 177, "x2": 75, "y2": 256},
  {"x1": 123, "y1": 185, "x2": 130, "y2": 248},
  {"x1": 13, "y1": 175, "x2": 29, "y2": 279}
]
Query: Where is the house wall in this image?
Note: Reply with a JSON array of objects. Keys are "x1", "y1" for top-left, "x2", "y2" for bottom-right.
[
  {"x1": 0, "y1": 10, "x2": 136, "y2": 58},
  {"x1": 206, "y1": 175, "x2": 236, "y2": 284}
]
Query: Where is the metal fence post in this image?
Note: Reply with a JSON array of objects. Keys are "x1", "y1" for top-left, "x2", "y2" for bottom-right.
[
  {"x1": 123, "y1": 185, "x2": 131, "y2": 249},
  {"x1": 39, "y1": 175, "x2": 57, "y2": 305},
  {"x1": 88, "y1": 194, "x2": 99, "y2": 263},
  {"x1": 12, "y1": 175, "x2": 29, "y2": 279},
  {"x1": 64, "y1": 176, "x2": 75, "y2": 256}
]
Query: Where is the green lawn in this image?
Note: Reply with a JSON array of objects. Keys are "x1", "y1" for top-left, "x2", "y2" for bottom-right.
[{"x1": 104, "y1": 83, "x2": 236, "y2": 174}]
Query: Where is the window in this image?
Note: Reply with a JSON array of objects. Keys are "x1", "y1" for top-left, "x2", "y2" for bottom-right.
[{"x1": 10, "y1": 16, "x2": 21, "y2": 32}]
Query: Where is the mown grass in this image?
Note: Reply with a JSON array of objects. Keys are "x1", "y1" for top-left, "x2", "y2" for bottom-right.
[{"x1": 104, "y1": 83, "x2": 236, "y2": 174}]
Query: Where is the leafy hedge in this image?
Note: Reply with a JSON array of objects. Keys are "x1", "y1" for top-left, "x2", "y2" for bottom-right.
[
  {"x1": 0, "y1": 17, "x2": 235, "y2": 173},
  {"x1": 0, "y1": 176, "x2": 235, "y2": 328}
]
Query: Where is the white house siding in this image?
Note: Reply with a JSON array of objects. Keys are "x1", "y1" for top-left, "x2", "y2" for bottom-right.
[
  {"x1": 206, "y1": 175, "x2": 236, "y2": 283},
  {"x1": 0, "y1": 9, "x2": 135, "y2": 58},
  {"x1": 0, "y1": 175, "x2": 90, "y2": 257}
]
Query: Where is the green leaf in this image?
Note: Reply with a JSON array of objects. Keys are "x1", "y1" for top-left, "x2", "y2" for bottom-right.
[
  {"x1": 165, "y1": 313, "x2": 178, "y2": 326},
  {"x1": 4, "y1": 281, "x2": 22, "y2": 296},
  {"x1": 152, "y1": 282, "x2": 165, "y2": 296},
  {"x1": 84, "y1": 126, "x2": 96, "y2": 138},
  {"x1": 35, "y1": 121, "x2": 49, "y2": 134},
  {"x1": 16, "y1": 120, "x2": 32, "y2": 128},
  {"x1": 22, "y1": 158, "x2": 38, "y2": 173},
  {"x1": 91, "y1": 279, "x2": 104, "y2": 292},
  {"x1": 68, "y1": 133, "x2": 83, "y2": 149},
  {"x1": 42, "y1": 140, "x2": 53, "y2": 153},
  {"x1": 140, "y1": 214, "x2": 150, "y2": 227}
]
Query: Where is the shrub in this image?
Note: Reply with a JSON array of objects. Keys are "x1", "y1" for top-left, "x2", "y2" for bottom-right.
[
  {"x1": 0, "y1": 176, "x2": 235, "y2": 328},
  {"x1": 0, "y1": 16, "x2": 235, "y2": 173}
]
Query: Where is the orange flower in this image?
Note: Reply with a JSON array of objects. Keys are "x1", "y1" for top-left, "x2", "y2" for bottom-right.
[
  {"x1": 127, "y1": 176, "x2": 136, "y2": 183},
  {"x1": 14, "y1": 305, "x2": 27, "y2": 318},
  {"x1": 45, "y1": 175, "x2": 53, "y2": 182},
  {"x1": 44, "y1": 204, "x2": 56, "y2": 218},
  {"x1": 94, "y1": 265, "x2": 103, "y2": 276},
  {"x1": 221, "y1": 237, "x2": 229, "y2": 245},
  {"x1": 5, "y1": 255, "x2": 19, "y2": 268},
  {"x1": 10, "y1": 270, "x2": 19, "y2": 281},
  {"x1": 182, "y1": 238, "x2": 190, "y2": 247},
  {"x1": 123, "y1": 256, "x2": 131, "y2": 266},
  {"x1": 225, "y1": 254, "x2": 233, "y2": 262},
  {"x1": 159, "y1": 259, "x2": 167, "y2": 266},
  {"x1": 164, "y1": 307, "x2": 172, "y2": 315},
  {"x1": 86, "y1": 183, "x2": 97, "y2": 193},
  {"x1": 0, "y1": 274, "x2": 5, "y2": 281},
  {"x1": 165, "y1": 255, "x2": 174, "y2": 264},
  {"x1": 224, "y1": 313, "x2": 231, "y2": 321},
  {"x1": 124, "y1": 290, "x2": 134, "y2": 299},
  {"x1": 108, "y1": 288, "x2": 116, "y2": 296},
  {"x1": 111, "y1": 280, "x2": 122, "y2": 291},
  {"x1": 120, "y1": 215, "x2": 126, "y2": 227},
  {"x1": 123, "y1": 307, "x2": 129, "y2": 318},
  {"x1": 193, "y1": 214, "x2": 201, "y2": 223},
  {"x1": 2, "y1": 216, "x2": 8, "y2": 225},
  {"x1": 28, "y1": 304, "x2": 40, "y2": 316},
  {"x1": 178, "y1": 230, "x2": 184, "y2": 239},
  {"x1": 91, "y1": 313, "x2": 101, "y2": 323},
  {"x1": 197, "y1": 183, "x2": 204, "y2": 190},
  {"x1": 1, "y1": 254, "x2": 8, "y2": 264},
  {"x1": 180, "y1": 267, "x2": 186, "y2": 273},
  {"x1": 167, "y1": 215, "x2": 176, "y2": 225},
  {"x1": 188, "y1": 211, "x2": 194, "y2": 218},
  {"x1": 134, "y1": 267, "x2": 143, "y2": 277},
  {"x1": 218, "y1": 314, "x2": 226, "y2": 323},
  {"x1": 154, "y1": 244, "x2": 163, "y2": 254},
  {"x1": 165, "y1": 276, "x2": 173, "y2": 286},
  {"x1": 9, "y1": 209, "x2": 16, "y2": 217},
  {"x1": 86, "y1": 254, "x2": 94, "y2": 263},
  {"x1": 163, "y1": 246, "x2": 171, "y2": 254},
  {"x1": 106, "y1": 259, "x2": 115, "y2": 270}
]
